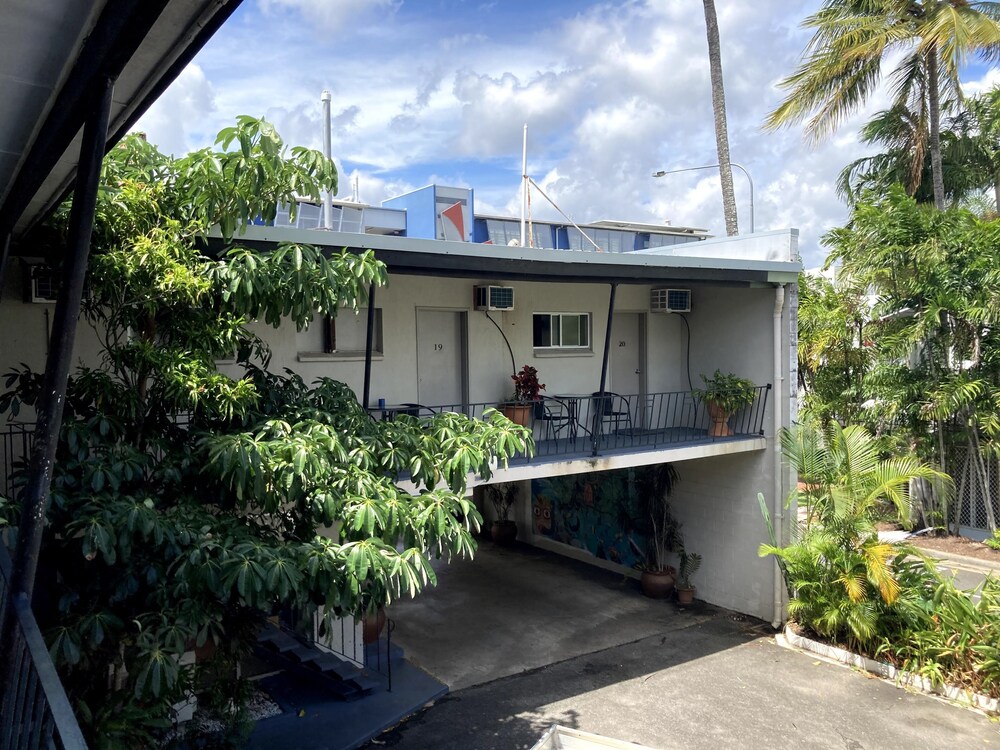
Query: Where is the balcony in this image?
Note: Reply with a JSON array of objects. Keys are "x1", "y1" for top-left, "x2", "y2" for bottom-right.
[
  {"x1": 1, "y1": 386, "x2": 771, "y2": 510},
  {"x1": 374, "y1": 386, "x2": 771, "y2": 484}
]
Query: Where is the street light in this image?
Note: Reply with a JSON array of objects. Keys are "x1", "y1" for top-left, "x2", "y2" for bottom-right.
[{"x1": 652, "y1": 163, "x2": 754, "y2": 234}]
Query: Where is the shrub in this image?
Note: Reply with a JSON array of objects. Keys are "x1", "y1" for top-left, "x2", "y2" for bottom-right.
[{"x1": 759, "y1": 421, "x2": 950, "y2": 649}]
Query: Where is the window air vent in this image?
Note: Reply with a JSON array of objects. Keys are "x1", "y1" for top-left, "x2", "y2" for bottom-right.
[
  {"x1": 650, "y1": 288, "x2": 691, "y2": 314},
  {"x1": 22, "y1": 263, "x2": 91, "y2": 304},
  {"x1": 474, "y1": 285, "x2": 515, "y2": 311}
]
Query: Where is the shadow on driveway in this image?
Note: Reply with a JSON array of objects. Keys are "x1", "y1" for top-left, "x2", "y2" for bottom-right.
[{"x1": 370, "y1": 542, "x2": 1000, "y2": 750}]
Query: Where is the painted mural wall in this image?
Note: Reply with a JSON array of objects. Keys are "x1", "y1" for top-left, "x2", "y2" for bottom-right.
[{"x1": 531, "y1": 466, "x2": 674, "y2": 570}]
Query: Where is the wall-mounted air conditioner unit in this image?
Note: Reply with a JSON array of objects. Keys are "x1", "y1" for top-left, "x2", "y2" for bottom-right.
[
  {"x1": 22, "y1": 262, "x2": 90, "y2": 304},
  {"x1": 24, "y1": 264, "x2": 60, "y2": 304},
  {"x1": 650, "y1": 288, "x2": 691, "y2": 314},
  {"x1": 474, "y1": 285, "x2": 515, "y2": 311}
]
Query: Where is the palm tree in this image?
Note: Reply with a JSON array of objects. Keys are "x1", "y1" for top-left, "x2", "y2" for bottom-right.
[
  {"x1": 765, "y1": 1, "x2": 1000, "y2": 211},
  {"x1": 952, "y1": 86, "x2": 1000, "y2": 211},
  {"x1": 702, "y1": 0, "x2": 738, "y2": 235},
  {"x1": 836, "y1": 103, "x2": 982, "y2": 205},
  {"x1": 759, "y1": 421, "x2": 951, "y2": 648}
]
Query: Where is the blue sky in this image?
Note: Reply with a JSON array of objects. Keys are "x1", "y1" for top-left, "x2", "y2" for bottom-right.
[{"x1": 135, "y1": 0, "x2": 1000, "y2": 267}]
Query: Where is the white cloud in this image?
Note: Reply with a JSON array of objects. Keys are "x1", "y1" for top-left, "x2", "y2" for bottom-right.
[
  {"x1": 132, "y1": 1, "x2": 992, "y2": 266},
  {"x1": 258, "y1": 0, "x2": 401, "y2": 34},
  {"x1": 963, "y1": 67, "x2": 1000, "y2": 96},
  {"x1": 135, "y1": 64, "x2": 216, "y2": 157}
]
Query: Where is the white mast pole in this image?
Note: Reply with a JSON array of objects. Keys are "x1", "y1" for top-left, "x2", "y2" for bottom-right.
[
  {"x1": 321, "y1": 90, "x2": 334, "y2": 229},
  {"x1": 520, "y1": 123, "x2": 528, "y2": 247}
]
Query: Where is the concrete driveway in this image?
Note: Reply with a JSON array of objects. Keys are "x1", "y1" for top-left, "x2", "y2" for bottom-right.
[{"x1": 374, "y1": 542, "x2": 1000, "y2": 750}]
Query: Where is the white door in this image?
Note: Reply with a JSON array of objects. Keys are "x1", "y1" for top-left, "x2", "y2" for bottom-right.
[
  {"x1": 611, "y1": 312, "x2": 644, "y2": 397},
  {"x1": 416, "y1": 310, "x2": 466, "y2": 407}
]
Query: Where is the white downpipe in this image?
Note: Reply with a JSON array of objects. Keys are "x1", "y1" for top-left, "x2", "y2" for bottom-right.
[
  {"x1": 321, "y1": 90, "x2": 334, "y2": 230},
  {"x1": 772, "y1": 284, "x2": 786, "y2": 629},
  {"x1": 520, "y1": 124, "x2": 528, "y2": 248}
]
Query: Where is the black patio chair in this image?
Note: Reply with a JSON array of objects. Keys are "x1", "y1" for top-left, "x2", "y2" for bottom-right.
[
  {"x1": 534, "y1": 395, "x2": 576, "y2": 443},
  {"x1": 399, "y1": 402, "x2": 438, "y2": 417},
  {"x1": 590, "y1": 391, "x2": 633, "y2": 435}
]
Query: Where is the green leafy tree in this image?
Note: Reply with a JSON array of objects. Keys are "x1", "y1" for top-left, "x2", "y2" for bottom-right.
[
  {"x1": 759, "y1": 422, "x2": 950, "y2": 649},
  {"x1": 836, "y1": 103, "x2": 984, "y2": 205},
  {"x1": 838, "y1": 88, "x2": 1000, "y2": 209},
  {"x1": 765, "y1": 0, "x2": 1000, "y2": 210},
  {"x1": 823, "y1": 187, "x2": 1000, "y2": 462},
  {"x1": 0, "y1": 119, "x2": 531, "y2": 746},
  {"x1": 796, "y1": 271, "x2": 873, "y2": 426}
]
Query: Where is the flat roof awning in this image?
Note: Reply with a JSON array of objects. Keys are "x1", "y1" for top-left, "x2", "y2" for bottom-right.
[{"x1": 217, "y1": 224, "x2": 802, "y2": 287}]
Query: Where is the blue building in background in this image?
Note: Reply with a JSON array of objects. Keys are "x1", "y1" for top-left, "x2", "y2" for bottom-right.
[{"x1": 273, "y1": 183, "x2": 708, "y2": 253}]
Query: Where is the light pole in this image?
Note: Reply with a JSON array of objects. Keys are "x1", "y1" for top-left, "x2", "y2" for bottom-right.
[{"x1": 652, "y1": 163, "x2": 754, "y2": 234}]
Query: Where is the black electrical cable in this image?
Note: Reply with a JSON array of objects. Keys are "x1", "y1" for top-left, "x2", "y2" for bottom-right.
[
  {"x1": 485, "y1": 310, "x2": 516, "y2": 375},
  {"x1": 679, "y1": 313, "x2": 694, "y2": 392}
]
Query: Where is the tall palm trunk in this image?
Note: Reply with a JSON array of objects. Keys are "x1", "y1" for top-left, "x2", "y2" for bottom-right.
[
  {"x1": 927, "y1": 48, "x2": 946, "y2": 210},
  {"x1": 702, "y1": 0, "x2": 738, "y2": 235}
]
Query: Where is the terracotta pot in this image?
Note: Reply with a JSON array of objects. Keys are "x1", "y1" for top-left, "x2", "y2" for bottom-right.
[
  {"x1": 184, "y1": 636, "x2": 217, "y2": 663},
  {"x1": 194, "y1": 637, "x2": 217, "y2": 662},
  {"x1": 675, "y1": 586, "x2": 696, "y2": 605},
  {"x1": 705, "y1": 400, "x2": 733, "y2": 437},
  {"x1": 491, "y1": 520, "x2": 518, "y2": 545},
  {"x1": 362, "y1": 608, "x2": 387, "y2": 644},
  {"x1": 640, "y1": 569, "x2": 676, "y2": 598},
  {"x1": 502, "y1": 403, "x2": 532, "y2": 427}
]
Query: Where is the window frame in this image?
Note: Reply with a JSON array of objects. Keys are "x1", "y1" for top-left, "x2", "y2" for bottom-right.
[
  {"x1": 327, "y1": 308, "x2": 383, "y2": 355},
  {"x1": 532, "y1": 312, "x2": 592, "y2": 351},
  {"x1": 297, "y1": 308, "x2": 384, "y2": 360}
]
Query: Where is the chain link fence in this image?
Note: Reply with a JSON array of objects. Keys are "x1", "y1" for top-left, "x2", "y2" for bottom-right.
[{"x1": 950, "y1": 444, "x2": 999, "y2": 538}]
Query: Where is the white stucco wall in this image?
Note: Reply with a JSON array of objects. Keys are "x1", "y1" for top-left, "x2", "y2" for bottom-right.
[
  {"x1": 670, "y1": 451, "x2": 776, "y2": 622},
  {"x1": 209, "y1": 275, "x2": 778, "y2": 411},
  {"x1": 2, "y1": 266, "x2": 780, "y2": 417},
  {"x1": 1, "y1": 263, "x2": 105, "y2": 419},
  {"x1": 1, "y1": 260, "x2": 795, "y2": 622}
]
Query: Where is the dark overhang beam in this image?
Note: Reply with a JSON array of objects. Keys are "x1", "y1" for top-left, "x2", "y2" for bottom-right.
[
  {"x1": 0, "y1": 0, "x2": 173, "y2": 235},
  {"x1": 20, "y1": 0, "x2": 248, "y2": 240},
  {"x1": 108, "y1": 1, "x2": 244, "y2": 148}
]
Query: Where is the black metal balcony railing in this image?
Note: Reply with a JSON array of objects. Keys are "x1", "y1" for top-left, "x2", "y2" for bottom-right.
[
  {"x1": 1, "y1": 422, "x2": 31, "y2": 504},
  {"x1": 1, "y1": 388, "x2": 770, "y2": 503},
  {"x1": 0, "y1": 541, "x2": 88, "y2": 750},
  {"x1": 373, "y1": 385, "x2": 771, "y2": 462}
]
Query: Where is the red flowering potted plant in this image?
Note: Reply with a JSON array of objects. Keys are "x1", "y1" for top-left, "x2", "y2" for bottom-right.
[{"x1": 502, "y1": 365, "x2": 544, "y2": 427}]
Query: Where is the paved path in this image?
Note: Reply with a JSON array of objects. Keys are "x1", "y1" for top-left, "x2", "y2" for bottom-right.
[
  {"x1": 367, "y1": 615, "x2": 1000, "y2": 750},
  {"x1": 917, "y1": 547, "x2": 999, "y2": 592},
  {"x1": 388, "y1": 542, "x2": 715, "y2": 691}
]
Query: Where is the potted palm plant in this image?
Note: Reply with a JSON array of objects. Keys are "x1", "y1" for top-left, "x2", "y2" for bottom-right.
[
  {"x1": 694, "y1": 369, "x2": 756, "y2": 437},
  {"x1": 675, "y1": 548, "x2": 702, "y2": 605},
  {"x1": 502, "y1": 364, "x2": 544, "y2": 427},
  {"x1": 635, "y1": 464, "x2": 681, "y2": 598},
  {"x1": 487, "y1": 482, "x2": 519, "y2": 545}
]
